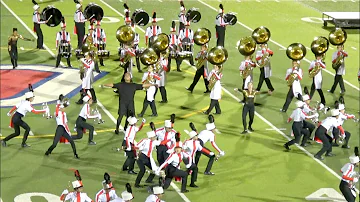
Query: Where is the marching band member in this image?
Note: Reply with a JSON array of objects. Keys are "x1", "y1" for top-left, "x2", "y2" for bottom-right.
[
  {"x1": 309, "y1": 54, "x2": 326, "y2": 106},
  {"x1": 156, "y1": 139, "x2": 198, "y2": 193},
  {"x1": 145, "y1": 12, "x2": 162, "y2": 47},
  {"x1": 45, "y1": 101, "x2": 79, "y2": 158},
  {"x1": 56, "y1": 19, "x2": 72, "y2": 68},
  {"x1": 122, "y1": 117, "x2": 145, "y2": 175},
  {"x1": 178, "y1": 1, "x2": 187, "y2": 32},
  {"x1": 168, "y1": 21, "x2": 180, "y2": 72},
  {"x1": 314, "y1": 109, "x2": 345, "y2": 160},
  {"x1": 145, "y1": 186, "x2": 165, "y2": 202},
  {"x1": 158, "y1": 51, "x2": 169, "y2": 103},
  {"x1": 204, "y1": 65, "x2": 223, "y2": 115},
  {"x1": 72, "y1": 92, "x2": 98, "y2": 145},
  {"x1": 186, "y1": 43, "x2": 210, "y2": 93},
  {"x1": 32, "y1": 0, "x2": 47, "y2": 49},
  {"x1": 301, "y1": 92, "x2": 316, "y2": 142},
  {"x1": 283, "y1": 101, "x2": 318, "y2": 150},
  {"x1": 2, "y1": 92, "x2": 48, "y2": 148},
  {"x1": 120, "y1": 43, "x2": 136, "y2": 82},
  {"x1": 60, "y1": 180, "x2": 93, "y2": 202},
  {"x1": 331, "y1": 104, "x2": 354, "y2": 149},
  {"x1": 84, "y1": 25, "x2": 100, "y2": 73},
  {"x1": 255, "y1": 44, "x2": 274, "y2": 94},
  {"x1": 177, "y1": 21, "x2": 194, "y2": 71},
  {"x1": 74, "y1": 2, "x2": 87, "y2": 49},
  {"x1": 95, "y1": 173, "x2": 118, "y2": 202},
  {"x1": 109, "y1": 183, "x2": 133, "y2": 202},
  {"x1": 131, "y1": 20, "x2": 142, "y2": 73},
  {"x1": 76, "y1": 52, "x2": 97, "y2": 104},
  {"x1": 358, "y1": 69, "x2": 360, "y2": 82},
  {"x1": 281, "y1": 60, "x2": 303, "y2": 112},
  {"x1": 329, "y1": 45, "x2": 348, "y2": 94},
  {"x1": 8, "y1": 28, "x2": 32, "y2": 69},
  {"x1": 94, "y1": 21, "x2": 106, "y2": 66},
  {"x1": 239, "y1": 55, "x2": 256, "y2": 102},
  {"x1": 197, "y1": 122, "x2": 225, "y2": 175},
  {"x1": 134, "y1": 130, "x2": 160, "y2": 188},
  {"x1": 155, "y1": 120, "x2": 177, "y2": 165},
  {"x1": 138, "y1": 65, "x2": 160, "y2": 117},
  {"x1": 339, "y1": 148, "x2": 359, "y2": 202},
  {"x1": 215, "y1": 4, "x2": 228, "y2": 47}
]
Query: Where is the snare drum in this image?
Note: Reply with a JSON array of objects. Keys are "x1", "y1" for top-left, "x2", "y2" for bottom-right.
[
  {"x1": 41, "y1": 6, "x2": 62, "y2": 27},
  {"x1": 132, "y1": 9, "x2": 150, "y2": 26},
  {"x1": 169, "y1": 44, "x2": 178, "y2": 59},
  {"x1": 59, "y1": 42, "x2": 71, "y2": 58},
  {"x1": 97, "y1": 42, "x2": 110, "y2": 58}
]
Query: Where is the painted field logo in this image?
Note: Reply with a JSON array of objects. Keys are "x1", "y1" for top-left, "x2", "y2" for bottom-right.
[{"x1": 0, "y1": 65, "x2": 107, "y2": 107}]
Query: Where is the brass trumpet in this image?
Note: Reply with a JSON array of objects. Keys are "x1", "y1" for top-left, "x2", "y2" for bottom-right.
[
  {"x1": 329, "y1": 28, "x2": 347, "y2": 71},
  {"x1": 309, "y1": 36, "x2": 329, "y2": 78}
]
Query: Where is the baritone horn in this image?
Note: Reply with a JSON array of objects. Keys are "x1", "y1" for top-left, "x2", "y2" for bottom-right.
[
  {"x1": 252, "y1": 26, "x2": 271, "y2": 68},
  {"x1": 237, "y1": 36, "x2": 256, "y2": 78},
  {"x1": 309, "y1": 36, "x2": 329, "y2": 78},
  {"x1": 207, "y1": 46, "x2": 228, "y2": 90},
  {"x1": 286, "y1": 43, "x2": 307, "y2": 86},
  {"x1": 329, "y1": 28, "x2": 347, "y2": 71}
]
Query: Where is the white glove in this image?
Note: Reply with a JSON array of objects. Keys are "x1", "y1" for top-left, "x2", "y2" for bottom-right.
[
  {"x1": 155, "y1": 170, "x2": 160, "y2": 176},
  {"x1": 219, "y1": 151, "x2": 225, "y2": 156},
  {"x1": 186, "y1": 164, "x2": 191, "y2": 169},
  {"x1": 61, "y1": 189, "x2": 69, "y2": 195},
  {"x1": 292, "y1": 70, "x2": 299, "y2": 75},
  {"x1": 353, "y1": 177, "x2": 358, "y2": 183},
  {"x1": 142, "y1": 118, "x2": 146, "y2": 123},
  {"x1": 314, "y1": 113, "x2": 319, "y2": 118},
  {"x1": 45, "y1": 106, "x2": 50, "y2": 116},
  {"x1": 209, "y1": 152, "x2": 215, "y2": 156},
  {"x1": 97, "y1": 113, "x2": 102, "y2": 120},
  {"x1": 7, "y1": 112, "x2": 11, "y2": 116}
]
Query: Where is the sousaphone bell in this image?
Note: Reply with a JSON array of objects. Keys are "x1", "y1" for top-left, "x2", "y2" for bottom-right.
[
  {"x1": 237, "y1": 36, "x2": 256, "y2": 56},
  {"x1": 193, "y1": 28, "x2": 211, "y2": 46},
  {"x1": 116, "y1": 25, "x2": 135, "y2": 44},
  {"x1": 151, "y1": 33, "x2": 169, "y2": 54},
  {"x1": 207, "y1": 46, "x2": 228, "y2": 89},
  {"x1": 140, "y1": 48, "x2": 159, "y2": 66}
]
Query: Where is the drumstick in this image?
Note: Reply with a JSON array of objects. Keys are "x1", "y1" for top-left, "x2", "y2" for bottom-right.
[
  {"x1": 183, "y1": 129, "x2": 189, "y2": 134},
  {"x1": 47, "y1": 15, "x2": 53, "y2": 21},
  {"x1": 137, "y1": 18, "x2": 143, "y2": 25},
  {"x1": 191, "y1": 15, "x2": 197, "y2": 22},
  {"x1": 88, "y1": 14, "x2": 95, "y2": 20}
]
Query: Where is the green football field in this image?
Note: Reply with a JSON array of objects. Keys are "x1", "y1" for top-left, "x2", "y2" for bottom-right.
[{"x1": 1, "y1": 0, "x2": 359, "y2": 202}]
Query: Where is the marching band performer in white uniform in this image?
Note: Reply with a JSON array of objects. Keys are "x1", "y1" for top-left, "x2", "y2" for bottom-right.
[
  {"x1": 329, "y1": 44, "x2": 348, "y2": 94},
  {"x1": 339, "y1": 151, "x2": 359, "y2": 202},
  {"x1": 76, "y1": 52, "x2": 97, "y2": 104},
  {"x1": 94, "y1": 21, "x2": 106, "y2": 66},
  {"x1": 32, "y1": 2, "x2": 47, "y2": 49},
  {"x1": 204, "y1": 65, "x2": 223, "y2": 115},
  {"x1": 331, "y1": 104, "x2": 355, "y2": 149},
  {"x1": 255, "y1": 44, "x2": 274, "y2": 94},
  {"x1": 83, "y1": 25, "x2": 100, "y2": 73},
  {"x1": 138, "y1": 66, "x2": 160, "y2": 117},
  {"x1": 239, "y1": 55, "x2": 256, "y2": 102},
  {"x1": 145, "y1": 12, "x2": 162, "y2": 47},
  {"x1": 145, "y1": 186, "x2": 165, "y2": 202},
  {"x1": 95, "y1": 173, "x2": 118, "y2": 202},
  {"x1": 309, "y1": 54, "x2": 326, "y2": 106},
  {"x1": 120, "y1": 43, "x2": 136, "y2": 82},
  {"x1": 168, "y1": 21, "x2": 180, "y2": 72},
  {"x1": 74, "y1": 3, "x2": 87, "y2": 50},
  {"x1": 60, "y1": 180, "x2": 93, "y2": 202},
  {"x1": 56, "y1": 19, "x2": 72, "y2": 68},
  {"x1": 157, "y1": 52, "x2": 169, "y2": 103},
  {"x1": 177, "y1": 21, "x2": 194, "y2": 71},
  {"x1": 178, "y1": 1, "x2": 187, "y2": 32},
  {"x1": 281, "y1": 60, "x2": 303, "y2": 112},
  {"x1": 155, "y1": 120, "x2": 177, "y2": 165}
]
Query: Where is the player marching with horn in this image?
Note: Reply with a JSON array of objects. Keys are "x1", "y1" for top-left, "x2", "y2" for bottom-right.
[
  {"x1": 122, "y1": 117, "x2": 145, "y2": 175},
  {"x1": 56, "y1": 18, "x2": 72, "y2": 68},
  {"x1": 215, "y1": 4, "x2": 228, "y2": 47},
  {"x1": 145, "y1": 12, "x2": 162, "y2": 47},
  {"x1": 238, "y1": 55, "x2": 256, "y2": 103},
  {"x1": 168, "y1": 21, "x2": 180, "y2": 72},
  {"x1": 8, "y1": 28, "x2": 33, "y2": 69},
  {"x1": 76, "y1": 51, "x2": 97, "y2": 104},
  {"x1": 309, "y1": 53, "x2": 326, "y2": 106},
  {"x1": 255, "y1": 43, "x2": 274, "y2": 94},
  {"x1": 94, "y1": 21, "x2": 106, "y2": 67},
  {"x1": 83, "y1": 25, "x2": 101, "y2": 73},
  {"x1": 95, "y1": 173, "x2": 118, "y2": 202},
  {"x1": 32, "y1": 0, "x2": 48, "y2": 49},
  {"x1": 138, "y1": 65, "x2": 160, "y2": 117},
  {"x1": 2, "y1": 92, "x2": 49, "y2": 148},
  {"x1": 157, "y1": 51, "x2": 169, "y2": 103},
  {"x1": 204, "y1": 65, "x2": 223, "y2": 115},
  {"x1": 339, "y1": 147, "x2": 359, "y2": 202},
  {"x1": 45, "y1": 100, "x2": 79, "y2": 159},
  {"x1": 187, "y1": 43, "x2": 210, "y2": 93}
]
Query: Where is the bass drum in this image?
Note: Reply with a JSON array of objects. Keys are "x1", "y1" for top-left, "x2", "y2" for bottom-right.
[
  {"x1": 224, "y1": 13, "x2": 237, "y2": 25},
  {"x1": 42, "y1": 6, "x2": 62, "y2": 27},
  {"x1": 186, "y1": 8, "x2": 201, "y2": 23},
  {"x1": 84, "y1": 3, "x2": 104, "y2": 21},
  {"x1": 132, "y1": 9, "x2": 149, "y2": 26}
]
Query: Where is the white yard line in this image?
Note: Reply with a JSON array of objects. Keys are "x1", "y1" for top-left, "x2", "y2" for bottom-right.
[
  {"x1": 197, "y1": 0, "x2": 359, "y2": 193},
  {"x1": 275, "y1": 0, "x2": 280, "y2": 2},
  {"x1": 351, "y1": 47, "x2": 357, "y2": 50},
  {"x1": 98, "y1": 1, "x2": 192, "y2": 201},
  {"x1": 313, "y1": 0, "x2": 318, "y2": 2},
  {"x1": 197, "y1": 0, "x2": 359, "y2": 91}
]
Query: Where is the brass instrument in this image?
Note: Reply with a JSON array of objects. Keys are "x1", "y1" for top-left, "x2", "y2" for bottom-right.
[
  {"x1": 329, "y1": 28, "x2": 347, "y2": 71},
  {"x1": 82, "y1": 38, "x2": 98, "y2": 61},
  {"x1": 286, "y1": 43, "x2": 307, "y2": 86},
  {"x1": 140, "y1": 48, "x2": 159, "y2": 66},
  {"x1": 309, "y1": 36, "x2": 329, "y2": 78},
  {"x1": 193, "y1": 28, "x2": 211, "y2": 46},
  {"x1": 195, "y1": 50, "x2": 207, "y2": 69},
  {"x1": 252, "y1": 26, "x2": 271, "y2": 68},
  {"x1": 207, "y1": 46, "x2": 228, "y2": 90},
  {"x1": 151, "y1": 33, "x2": 169, "y2": 54},
  {"x1": 116, "y1": 25, "x2": 136, "y2": 67},
  {"x1": 237, "y1": 36, "x2": 256, "y2": 78}
]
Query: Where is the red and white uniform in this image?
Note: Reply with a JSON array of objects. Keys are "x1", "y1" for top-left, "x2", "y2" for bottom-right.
[
  {"x1": 309, "y1": 59, "x2": 326, "y2": 89},
  {"x1": 56, "y1": 31, "x2": 71, "y2": 48},
  {"x1": 94, "y1": 28, "x2": 106, "y2": 44},
  {"x1": 169, "y1": 33, "x2": 179, "y2": 46},
  {"x1": 32, "y1": 10, "x2": 46, "y2": 31},
  {"x1": 157, "y1": 56, "x2": 168, "y2": 87},
  {"x1": 285, "y1": 67, "x2": 303, "y2": 97},
  {"x1": 8, "y1": 100, "x2": 46, "y2": 128},
  {"x1": 215, "y1": 14, "x2": 227, "y2": 27},
  {"x1": 79, "y1": 103, "x2": 98, "y2": 120},
  {"x1": 74, "y1": 10, "x2": 86, "y2": 34},
  {"x1": 145, "y1": 194, "x2": 164, "y2": 202},
  {"x1": 158, "y1": 151, "x2": 192, "y2": 170},
  {"x1": 197, "y1": 130, "x2": 222, "y2": 153},
  {"x1": 83, "y1": 33, "x2": 98, "y2": 45},
  {"x1": 255, "y1": 48, "x2": 273, "y2": 78},
  {"x1": 341, "y1": 163, "x2": 357, "y2": 184},
  {"x1": 56, "y1": 111, "x2": 71, "y2": 135},
  {"x1": 239, "y1": 59, "x2": 256, "y2": 89},
  {"x1": 179, "y1": 28, "x2": 194, "y2": 45},
  {"x1": 142, "y1": 71, "x2": 160, "y2": 102},
  {"x1": 120, "y1": 47, "x2": 136, "y2": 77},
  {"x1": 155, "y1": 127, "x2": 177, "y2": 152},
  {"x1": 195, "y1": 50, "x2": 209, "y2": 78},
  {"x1": 320, "y1": 117, "x2": 345, "y2": 138},
  {"x1": 95, "y1": 189, "x2": 118, "y2": 202},
  {"x1": 62, "y1": 191, "x2": 92, "y2": 202},
  {"x1": 124, "y1": 124, "x2": 143, "y2": 151},
  {"x1": 183, "y1": 139, "x2": 211, "y2": 163},
  {"x1": 145, "y1": 26, "x2": 162, "y2": 43},
  {"x1": 81, "y1": 58, "x2": 95, "y2": 89},
  {"x1": 332, "y1": 50, "x2": 348, "y2": 75},
  {"x1": 137, "y1": 138, "x2": 161, "y2": 170},
  {"x1": 208, "y1": 69, "x2": 223, "y2": 100}
]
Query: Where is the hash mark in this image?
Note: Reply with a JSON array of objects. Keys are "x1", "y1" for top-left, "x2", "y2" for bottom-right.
[
  {"x1": 256, "y1": 0, "x2": 261, "y2": 2},
  {"x1": 158, "y1": 0, "x2": 162, "y2": 2},
  {"x1": 351, "y1": 47, "x2": 357, "y2": 50},
  {"x1": 351, "y1": 0, "x2": 356, "y2": 2},
  {"x1": 332, "y1": 0, "x2": 337, "y2": 2},
  {"x1": 313, "y1": 0, "x2": 318, "y2": 2},
  {"x1": 306, "y1": 47, "x2": 311, "y2": 50},
  {"x1": 237, "y1": 0, "x2": 241, "y2": 2},
  {"x1": 329, "y1": 47, "x2": 334, "y2": 50},
  {"x1": 275, "y1": 0, "x2": 280, "y2": 2}
]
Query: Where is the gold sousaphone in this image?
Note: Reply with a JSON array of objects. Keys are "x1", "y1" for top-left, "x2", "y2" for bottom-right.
[
  {"x1": 329, "y1": 28, "x2": 347, "y2": 71},
  {"x1": 207, "y1": 46, "x2": 228, "y2": 90},
  {"x1": 237, "y1": 36, "x2": 256, "y2": 78},
  {"x1": 151, "y1": 33, "x2": 169, "y2": 54},
  {"x1": 116, "y1": 25, "x2": 136, "y2": 66},
  {"x1": 309, "y1": 36, "x2": 329, "y2": 78},
  {"x1": 252, "y1": 26, "x2": 271, "y2": 68},
  {"x1": 194, "y1": 28, "x2": 211, "y2": 69},
  {"x1": 286, "y1": 43, "x2": 307, "y2": 86}
]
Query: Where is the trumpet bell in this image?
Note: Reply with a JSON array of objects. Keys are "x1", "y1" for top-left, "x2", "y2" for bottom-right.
[
  {"x1": 208, "y1": 46, "x2": 228, "y2": 65},
  {"x1": 140, "y1": 48, "x2": 159, "y2": 65},
  {"x1": 252, "y1": 26, "x2": 271, "y2": 44},
  {"x1": 194, "y1": 28, "x2": 211, "y2": 46},
  {"x1": 286, "y1": 43, "x2": 307, "y2": 61},
  {"x1": 116, "y1": 25, "x2": 135, "y2": 44},
  {"x1": 329, "y1": 28, "x2": 347, "y2": 46},
  {"x1": 311, "y1": 36, "x2": 329, "y2": 56},
  {"x1": 237, "y1": 36, "x2": 256, "y2": 56},
  {"x1": 151, "y1": 33, "x2": 169, "y2": 54}
]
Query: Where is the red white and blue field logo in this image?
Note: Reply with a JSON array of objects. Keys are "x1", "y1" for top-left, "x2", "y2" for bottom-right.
[{"x1": 0, "y1": 65, "x2": 107, "y2": 108}]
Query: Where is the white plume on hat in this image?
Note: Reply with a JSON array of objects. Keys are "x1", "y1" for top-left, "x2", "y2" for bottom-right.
[
  {"x1": 302, "y1": 95, "x2": 310, "y2": 101},
  {"x1": 76, "y1": 4, "x2": 82, "y2": 10},
  {"x1": 121, "y1": 191, "x2": 133, "y2": 200},
  {"x1": 127, "y1": 117, "x2": 138, "y2": 125},
  {"x1": 33, "y1": 5, "x2": 40, "y2": 10},
  {"x1": 60, "y1": 22, "x2": 66, "y2": 28},
  {"x1": 153, "y1": 186, "x2": 164, "y2": 195},
  {"x1": 102, "y1": 180, "x2": 111, "y2": 189},
  {"x1": 164, "y1": 120, "x2": 172, "y2": 128},
  {"x1": 25, "y1": 92, "x2": 34, "y2": 99},
  {"x1": 147, "y1": 131, "x2": 156, "y2": 138},
  {"x1": 330, "y1": 109, "x2": 340, "y2": 116},
  {"x1": 295, "y1": 101, "x2": 304, "y2": 108},
  {"x1": 189, "y1": 131, "x2": 197, "y2": 139},
  {"x1": 349, "y1": 155, "x2": 359, "y2": 164},
  {"x1": 206, "y1": 123, "x2": 216, "y2": 131},
  {"x1": 338, "y1": 104, "x2": 345, "y2": 110},
  {"x1": 72, "y1": 180, "x2": 82, "y2": 189}
]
